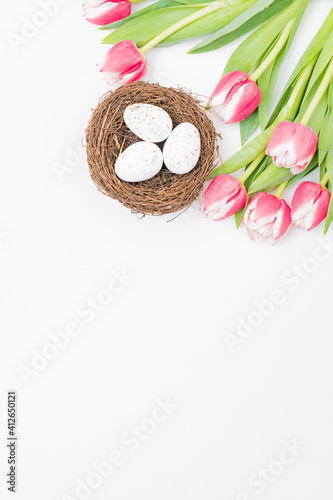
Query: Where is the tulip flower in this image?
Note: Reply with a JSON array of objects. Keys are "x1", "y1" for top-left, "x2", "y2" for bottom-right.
[
  {"x1": 291, "y1": 181, "x2": 330, "y2": 230},
  {"x1": 266, "y1": 121, "x2": 318, "y2": 175},
  {"x1": 83, "y1": 0, "x2": 131, "y2": 26},
  {"x1": 201, "y1": 174, "x2": 247, "y2": 220},
  {"x1": 209, "y1": 71, "x2": 261, "y2": 124},
  {"x1": 244, "y1": 192, "x2": 291, "y2": 243},
  {"x1": 98, "y1": 40, "x2": 147, "y2": 90},
  {"x1": 98, "y1": 2, "x2": 225, "y2": 89}
]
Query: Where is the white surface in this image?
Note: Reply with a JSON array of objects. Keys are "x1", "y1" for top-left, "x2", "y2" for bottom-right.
[{"x1": 1, "y1": 1, "x2": 333, "y2": 499}]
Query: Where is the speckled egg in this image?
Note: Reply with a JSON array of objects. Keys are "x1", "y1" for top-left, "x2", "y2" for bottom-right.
[
  {"x1": 124, "y1": 103, "x2": 173, "y2": 143},
  {"x1": 163, "y1": 122, "x2": 201, "y2": 174},
  {"x1": 115, "y1": 141, "x2": 163, "y2": 182}
]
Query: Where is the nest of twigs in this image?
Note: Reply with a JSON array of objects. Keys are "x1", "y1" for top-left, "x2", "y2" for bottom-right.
[{"x1": 86, "y1": 81, "x2": 219, "y2": 216}]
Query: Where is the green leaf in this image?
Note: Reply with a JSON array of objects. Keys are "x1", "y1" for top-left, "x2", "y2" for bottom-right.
[
  {"x1": 281, "y1": 8, "x2": 333, "y2": 91},
  {"x1": 267, "y1": 8, "x2": 333, "y2": 126},
  {"x1": 235, "y1": 200, "x2": 248, "y2": 229},
  {"x1": 102, "y1": 6, "x2": 200, "y2": 45},
  {"x1": 258, "y1": 0, "x2": 309, "y2": 128},
  {"x1": 318, "y1": 110, "x2": 333, "y2": 164},
  {"x1": 222, "y1": 1, "x2": 299, "y2": 75},
  {"x1": 324, "y1": 149, "x2": 333, "y2": 233},
  {"x1": 99, "y1": 4, "x2": 157, "y2": 30},
  {"x1": 175, "y1": 0, "x2": 216, "y2": 4},
  {"x1": 324, "y1": 183, "x2": 333, "y2": 234},
  {"x1": 189, "y1": 0, "x2": 291, "y2": 53},
  {"x1": 285, "y1": 0, "x2": 310, "y2": 53},
  {"x1": 157, "y1": 1, "x2": 249, "y2": 46},
  {"x1": 303, "y1": 29, "x2": 333, "y2": 98},
  {"x1": 252, "y1": 156, "x2": 271, "y2": 182},
  {"x1": 267, "y1": 57, "x2": 316, "y2": 128},
  {"x1": 249, "y1": 155, "x2": 319, "y2": 194},
  {"x1": 297, "y1": 75, "x2": 328, "y2": 134},
  {"x1": 99, "y1": 0, "x2": 206, "y2": 29},
  {"x1": 258, "y1": 55, "x2": 275, "y2": 130},
  {"x1": 328, "y1": 79, "x2": 333, "y2": 110},
  {"x1": 234, "y1": 153, "x2": 270, "y2": 226},
  {"x1": 240, "y1": 109, "x2": 259, "y2": 145},
  {"x1": 318, "y1": 81, "x2": 333, "y2": 164},
  {"x1": 189, "y1": 0, "x2": 280, "y2": 54},
  {"x1": 248, "y1": 162, "x2": 290, "y2": 194},
  {"x1": 215, "y1": 0, "x2": 303, "y2": 139},
  {"x1": 326, "y1": 145, "x2": 333, "y2": 185}
]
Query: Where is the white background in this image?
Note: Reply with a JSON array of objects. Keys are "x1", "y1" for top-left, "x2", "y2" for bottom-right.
[{"x1": 1, "y1": 1, "x2": 333, "y2": 499}]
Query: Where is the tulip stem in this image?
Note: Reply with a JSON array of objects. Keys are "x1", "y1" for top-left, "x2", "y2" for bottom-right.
[
  {"x1": 239, "y1": 151, "x2": 266, "y2": 185},
  {"x1": 249, "y1": 20, "x2": 294, "y2": 82},
  {"x1": 320, "y1": 171, "x2": 329, "y2": 188},
  {"x1": 139, "y1": 1, "x2": 224, "y2": 55},
  {"x1": 301, "y1": 57, "x2": 333, "y2": 125},
  {"x1": 131, "y1": 0, "x2": 147, "y2": 3},
  {"x1": 275, "y1": 180, "x2": 288, "y2": 199}
]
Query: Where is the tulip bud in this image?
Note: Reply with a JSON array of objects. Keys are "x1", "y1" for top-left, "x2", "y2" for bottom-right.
[
  {"x1": 83, "y1": 0, "x2": 131, "y2": 26},
  {"x1": 266, "y1": 121, "x2": 318, "y2": 175},
  {"x1": 244, "y1": 192, "x2": 291, "y2": 244},
  {"x1": 201, "y1": 174, "x2": 247, "y2": 220},
  {"x1": 291, "y1": 181, "x2": 330, "y2": 230},
  {"x1": 209, "y1": 71, "x2": 261, "y2": 124},
  {"x1": 98, "y1": 41, "x2": 147, "y2": 90}
]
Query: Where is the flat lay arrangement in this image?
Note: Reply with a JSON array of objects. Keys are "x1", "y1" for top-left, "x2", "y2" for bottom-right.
[
  {"x1": 83, "y1": 0, "x2": 333, "y2": 243},
  {"x1": 3, "y1": 3, "x2": 333, "y2": 499}
]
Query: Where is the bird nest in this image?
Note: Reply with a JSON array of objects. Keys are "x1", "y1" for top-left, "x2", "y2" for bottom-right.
[{"x1": 86, "y1": 81, "x2": 219, "y2": 216}]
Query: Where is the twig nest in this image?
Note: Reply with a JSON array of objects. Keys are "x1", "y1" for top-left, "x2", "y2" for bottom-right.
[{"x1": 86, "y1": 81, "x2": 219, "y2": 216}]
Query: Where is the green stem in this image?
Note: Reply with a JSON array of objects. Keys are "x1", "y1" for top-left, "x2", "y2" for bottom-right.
[
  {"x1": 131, "y1": 0, "x2": 147, "y2": 3},
  {"x1": 301, "y1": 57, "x2": 333, "y2": 125},
  {"x1": 320, "y1": 171, "x2": 329, "y2": 188},
  {"x1": 249, "y1": 20, "x2": 294, "y2": 82},
  {"x1": 140, "y1": 0, "x2": 224, "y2": 55},
  {"x1": 275, "y1": 180, "x2": 288, "y2": 199},
  {"x1": 239, "y1": 151, "x2": 266, "y2": 184}
]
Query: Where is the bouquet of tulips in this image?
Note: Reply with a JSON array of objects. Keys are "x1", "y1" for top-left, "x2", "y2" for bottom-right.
[
  {"x1": 83, "y1": 0, "x2": 308, "y2": 90},
  {"x1": 203, "y1": 8, "x2": 333, "y2": 243},
  {"x1": 83, "y1": 0, "x2": 333, "y2": 243}
]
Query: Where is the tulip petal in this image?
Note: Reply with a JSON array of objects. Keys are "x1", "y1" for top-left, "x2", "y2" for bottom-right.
[
  {"x1": 244, "y1": 192, "x2": 291, "y2": 243},
  {"x1": 84, "y1": 0, "x2": 131, "y2": 25},
  {"x1": 267, "y1": 121, "x2": 317, "y2": 173},
  {"x1": 201, "y1": 175, "x2": 247, "y2": 221},
  {"x1": 291, "y1": 182, "x2": 330, "y2": 230},
  {"x1": 273, "y1": 200, "x2": 291, "y2": 240},
  {"x1": 252, "y1": 193, "x2": 281, "y2": 223},
  {"x1": 224, "y1": 80, "x2": 261, "y2": 124},
  {"x1": 209, "y1": 71, "x2": 248, "y2": 107},
  {"x1": 98, "y1": 41, "x2": 146, "y2": 90},
  {"x1": 209, "y1": 71, "x2": 261, "y2": 124},
  {"x1": 102, "y1": 59, "x2": 147, "y2": 90}
]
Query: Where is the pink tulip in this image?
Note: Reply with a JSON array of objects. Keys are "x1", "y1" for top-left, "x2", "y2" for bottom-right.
[
  {"x1": 244, "y1": 192, "x2": 291, "y2": 243},
  {"x1": 291, "y1": 181, "x2": 330, "y2": 230},
  {"x1": 209, "y1": 71, "x2": 261, "y2": 124},
  {"x1": 266, "y1": 121, "x2": 318, "y2": 175},
  {"x1": 201, "y1": 174, "x2": 247, "y2": 220},
  {"x1": 98, "y1": 41, "x2": 147, "y2": 90},
  {"x1": 83, "y1": 0, "x2": 131, "y2": 26}
]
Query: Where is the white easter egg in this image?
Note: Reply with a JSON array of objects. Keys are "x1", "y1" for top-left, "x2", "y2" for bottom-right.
[
  {"x1": 163, "y1": 123, "x2": 201, "y2": 174},
  {"x1": 115, "y1": 141, "x2": 163, "y2": 182},
  {"x1": 124, "y1": 103, "x2": 173, "y2": 143}
]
